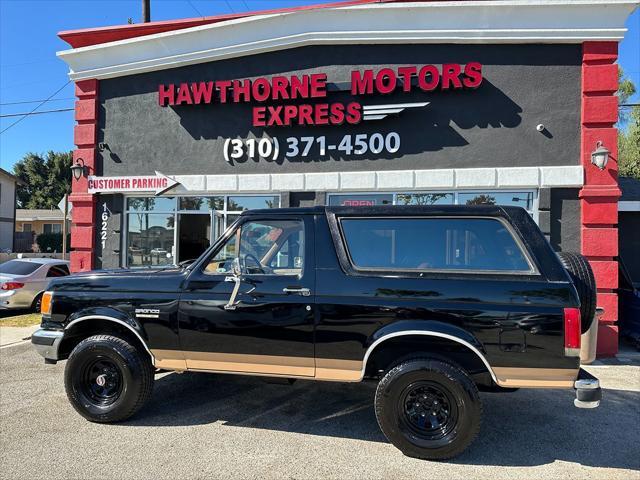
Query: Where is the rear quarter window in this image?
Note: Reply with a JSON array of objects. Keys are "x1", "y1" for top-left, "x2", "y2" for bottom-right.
[
  {"x1": 0, "y1": 260, "x2": 42, "y2": 275},
  {"x1": 340, "y1": 217, "x2": 533, "y2": 273}
]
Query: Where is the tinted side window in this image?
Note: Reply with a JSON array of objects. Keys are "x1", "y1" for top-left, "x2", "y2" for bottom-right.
[
  {"x1": 0, "y1": 260, "x2": 41, "y2": 275},
  {"x1": 340, "y1": 218, "x2": 531, "y2": 272},
  {"x1": 47, "y1": 265, "x2": 70, "y2": 277}
]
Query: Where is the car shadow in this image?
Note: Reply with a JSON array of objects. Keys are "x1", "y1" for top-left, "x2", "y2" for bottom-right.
[
  {"x1": 125, "y1": 371, "x2": 639, "y2": 469},
  {"x1": 0, "y1": 309, "x2": 32, "y2": 319}
]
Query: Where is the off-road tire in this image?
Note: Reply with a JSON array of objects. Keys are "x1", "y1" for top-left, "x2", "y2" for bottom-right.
[
  {"x1": 557, "y1": 252, "x2": 597, "y2": 334},
  {"x1": 64, "y1": 334, "x2": 154, "y2": 423},
  {"x1": 374, "y1": 358, "x2": 482, "y2": 460}
]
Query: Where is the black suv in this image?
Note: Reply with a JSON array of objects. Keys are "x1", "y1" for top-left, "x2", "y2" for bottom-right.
[{"x1": 32, "y1": 205, "x2": 600, "y2": 460}]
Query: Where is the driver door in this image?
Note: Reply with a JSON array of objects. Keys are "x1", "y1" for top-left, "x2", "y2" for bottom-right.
[{"x1": 178, "y1": 215, "x2": 316, "y2": 377}]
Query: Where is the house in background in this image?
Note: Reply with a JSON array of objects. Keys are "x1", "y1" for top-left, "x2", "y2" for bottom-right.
[
  {"x1": 15, "y1": 208, "x2": 66, "y2": 236},
  {"x1": 15, "y1": 208, "x2": 69, "y2": 252},
  {"x1": 0, "y1": 167, "x2": 23, "y2": 252}
]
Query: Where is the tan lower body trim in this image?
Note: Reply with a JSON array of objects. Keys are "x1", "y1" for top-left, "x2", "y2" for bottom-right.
[
  {"x1": 153, "y1": 350, "x2": 577, "y2": 388},
  {"x1": 153, "y1": 349, "x2": 187, "y2": 370},
  {"x1": 315, "y1": 358, "x2": 363, "y2": 381},
  {"x1": 152, "y1": 349, "x2": 363, "y2": 381},
  {"x1": 493, "y1": 367, "x2": 579, "y2": 388}
]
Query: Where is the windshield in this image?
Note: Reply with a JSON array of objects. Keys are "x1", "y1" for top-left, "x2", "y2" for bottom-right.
[{"x1": 0, "y1": 260, "x2": 42, "y2": 276}]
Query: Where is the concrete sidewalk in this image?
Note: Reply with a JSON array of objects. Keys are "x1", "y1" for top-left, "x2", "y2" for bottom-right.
[{"x1": 0, "y1": 325, "x2": 38, "y2": 347}]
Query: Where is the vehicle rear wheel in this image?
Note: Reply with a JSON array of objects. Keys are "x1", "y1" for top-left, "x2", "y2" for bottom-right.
[
  {"x1": 374, "y1": 358, "x2": 481, "y2": 460},
  {"x1": 31, "y1": 293, "x2": 42, "y2": 313},
  {"x1": 64, "y1": 334, "x2": 154, "y2": 423}
]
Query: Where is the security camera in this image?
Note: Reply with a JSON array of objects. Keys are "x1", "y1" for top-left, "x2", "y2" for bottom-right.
[{"x1": 536, "y1": 124, "x2": 545, "y2": 132}]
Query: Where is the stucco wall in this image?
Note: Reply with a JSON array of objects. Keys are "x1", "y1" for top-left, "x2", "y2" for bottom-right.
[
  {"x1": 97, "y1": 44, "x2": 582, "y2": 177},
  {"x1": 0, "y1": 175, "x2": 16, "y2": 251}
]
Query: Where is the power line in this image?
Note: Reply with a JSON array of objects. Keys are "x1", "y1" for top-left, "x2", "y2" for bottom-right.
[
  {"x1": 0, "y1": 108, "x2": 74, "y2": 118},
  {"x1": 0, "y1": 97, "x2": 75, "y2": 106},
  {"x1": 241, "y1": 0, "x2": 250, "y2": 10},
  {"x1": 186, "y1": 0, "x2": 204, "y2": 17},
  {"x1": 0, "y1": 80, "x2": 71, "y2": 135},
  {"x1": 224, "y1": 0, "x2": 236, "y2": 13}
]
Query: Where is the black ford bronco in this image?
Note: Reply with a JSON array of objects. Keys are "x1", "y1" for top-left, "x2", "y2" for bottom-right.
[{"x1": 33, "y1": 205, "x2": 601, "y2": 460}]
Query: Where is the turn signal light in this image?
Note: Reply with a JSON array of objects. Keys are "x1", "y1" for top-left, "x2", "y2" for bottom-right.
[
  {"x1": 41, "y1": 291, "x2": 53, "y2": 315},
  {"x1": 1, "y1": 282, "x2": 24, "y2": 290},
  {"x1": 564, "y1": 307, "x2": 581, "y2": 357}
]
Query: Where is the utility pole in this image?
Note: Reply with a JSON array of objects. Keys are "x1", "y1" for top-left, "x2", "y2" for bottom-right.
[
  {"x1": 62, "y1": 194, "x2": 68, "y2": 259},
  {"x1": 142, "y1": 0, "x2": 150, "y2": 23}
]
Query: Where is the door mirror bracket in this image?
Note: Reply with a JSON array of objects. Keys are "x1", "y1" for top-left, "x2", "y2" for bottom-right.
[{"x1": 224, "y1": 257, "x2": 243, "y2": 310}]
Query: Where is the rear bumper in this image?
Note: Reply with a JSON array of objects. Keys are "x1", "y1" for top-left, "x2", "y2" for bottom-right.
[
  {"x1": 574, "y1": 368, "x2": 601, "y2": 408},
  {"x1": 31, "y1": 329, "x2": 64, "y2": 363}
]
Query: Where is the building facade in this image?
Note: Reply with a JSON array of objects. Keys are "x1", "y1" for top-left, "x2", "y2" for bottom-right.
[
  {"x1": 0, "y1": 168, "x2": 22, "y2": 252},
  {"x1": 57, "y1": 0, "x2": 638, "y2": 355}
]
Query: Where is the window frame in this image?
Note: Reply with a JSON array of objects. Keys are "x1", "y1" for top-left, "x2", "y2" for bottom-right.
[{"x1": 333, "y1": 215, "x2": 539, "y2": 277}]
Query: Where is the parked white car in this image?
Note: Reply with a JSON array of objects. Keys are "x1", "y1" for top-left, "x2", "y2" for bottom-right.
[{"x1": 0, "y1": 259, "x2": 70, "y2": 311}]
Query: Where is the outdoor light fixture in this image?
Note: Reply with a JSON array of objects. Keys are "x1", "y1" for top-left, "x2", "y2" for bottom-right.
[
  {"x1": 591, "y1": 141, "x2": 610, "y2": 170},
  {"x1": 70, "y1": 158, "x2": 86, "y2": 181}
]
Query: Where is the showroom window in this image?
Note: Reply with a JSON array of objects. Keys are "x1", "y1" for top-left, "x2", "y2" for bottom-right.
[
  {"x1": 328, "y1": 191, "x2": 536, "y2": 217},
  {"x1": 124, "y1": 195, "x2": 280, "y2": 268}
]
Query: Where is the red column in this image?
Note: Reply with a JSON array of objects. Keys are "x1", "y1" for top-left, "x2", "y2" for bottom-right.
[
  {"x1": 580, "y1": 42, "x2": 621, "y2": 356},
  {"x1": 69, "y1": 79, "x2": 98, "y2": 273}
]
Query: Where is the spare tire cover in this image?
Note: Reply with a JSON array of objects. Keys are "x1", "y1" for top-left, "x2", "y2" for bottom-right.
[{"x1": 557, "y1": 252, "x2": 597, "y2": 334}]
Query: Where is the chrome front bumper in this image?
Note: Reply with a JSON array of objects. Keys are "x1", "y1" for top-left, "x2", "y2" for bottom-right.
[
  {"x1": 574, "y1": 368, "x2": 601, "y2": 408},
  {"x1": 31, "y1": 329, "x2": 64, "y2": 364}
]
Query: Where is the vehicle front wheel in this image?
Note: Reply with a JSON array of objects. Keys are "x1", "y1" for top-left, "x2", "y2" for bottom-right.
[
  {"x1": 374, "y1": 358, "x2": 482, "y2": 460},
  {"x1": 64, "y1": 334, "x2": 154, "y2": 423}
]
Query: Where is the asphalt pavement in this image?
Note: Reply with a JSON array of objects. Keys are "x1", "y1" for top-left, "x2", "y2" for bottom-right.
[{"x1": 1, "y1": 342, "x2": 639, "y2": 480}]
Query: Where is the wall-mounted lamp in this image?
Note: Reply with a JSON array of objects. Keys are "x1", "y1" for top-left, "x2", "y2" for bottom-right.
[
  {"x1": 70, "y1": 158, "x2": 86, "y2": 181},
  {"x1": 591, "y1": 141, "x2": 610, "y2": 170}
]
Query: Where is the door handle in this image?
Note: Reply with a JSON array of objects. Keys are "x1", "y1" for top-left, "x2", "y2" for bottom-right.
[{"x1": 283, "y1": 287, "x2": 311, "y2": 296}]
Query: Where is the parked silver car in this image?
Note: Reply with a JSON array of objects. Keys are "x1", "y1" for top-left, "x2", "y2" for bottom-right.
[{"x1": 0, "y1": 258, "x2": 70, "y2": 311}]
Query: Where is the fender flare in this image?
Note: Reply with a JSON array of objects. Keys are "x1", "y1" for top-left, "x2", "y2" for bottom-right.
[
  {"x1": 360, "y1": 320, "x2": 498, "y2": 383},
  {"x1": 64, "y1": 314, "x2": 155, "y2": 365}
]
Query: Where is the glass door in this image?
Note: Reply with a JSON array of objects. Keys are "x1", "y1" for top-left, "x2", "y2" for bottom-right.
[{"x1": 177, "y1": 213, "x2": 211, "y2": 263}]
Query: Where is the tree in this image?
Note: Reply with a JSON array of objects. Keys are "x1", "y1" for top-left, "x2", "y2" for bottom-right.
[
  {"x1": 13, "y1": 151, "x2": 73, "y2": 209},
  {"x1": 618, "y1": 69, "x2": 640, "y2": 180},
  {"x1": 465, "y1": 194, "x2": 496, "y2": 206}
]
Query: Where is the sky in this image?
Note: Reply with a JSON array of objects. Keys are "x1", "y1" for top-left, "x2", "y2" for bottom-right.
[{"x1": 1, "y1": 0, "x2": 639, "y2": 173}]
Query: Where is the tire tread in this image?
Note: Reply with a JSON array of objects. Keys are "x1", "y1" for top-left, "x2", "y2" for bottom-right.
[
  {"x1": 65, "y1": 334, "x2": 154, "y2": 423},
  {"x1": 557, "y1": 252, "x2": 597, "y2": 334},
  {"x1": 374, "y1": 357, "x2": 482, "y2": 460}
]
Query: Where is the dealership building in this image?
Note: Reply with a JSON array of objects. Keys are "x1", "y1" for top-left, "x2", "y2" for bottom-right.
[{"x1": 57, "y1": 0, "x2": 637, "y2": 355}]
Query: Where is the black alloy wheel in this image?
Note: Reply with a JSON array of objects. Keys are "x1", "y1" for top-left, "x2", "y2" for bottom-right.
[
  {"x1": 65, "y1": 334, "x2": 154, "y2": 423},
  {"x1": 80, "y1": 357, "x2": 124, "y2": 406},
  {"x1": 375, "y1": 358, "x2": 482, "y2": 460},
  {"x1": 399, "y1": 381, "x2": 458, "y2": 441}
]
